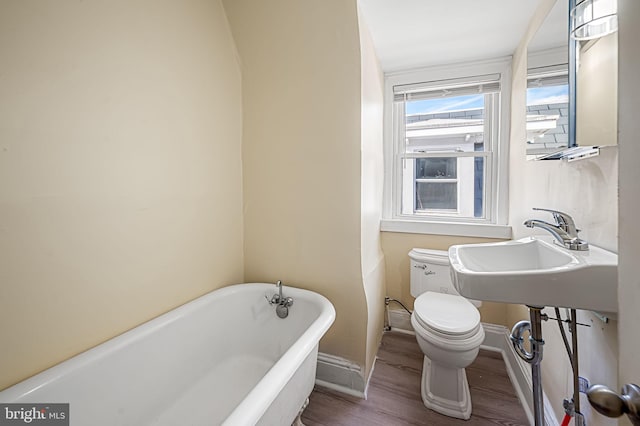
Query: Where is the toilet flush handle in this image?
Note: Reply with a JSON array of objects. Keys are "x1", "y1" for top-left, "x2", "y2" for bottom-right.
[{"x1": 413, "y1": 264, "x2": 435, "y2": 275}]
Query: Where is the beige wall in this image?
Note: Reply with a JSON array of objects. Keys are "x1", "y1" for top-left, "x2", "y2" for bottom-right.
[
  {"x1": 510, "y1": 1, "x2": 619, "y2": 424},
  {"x1": 223, "y1": 0, "x2": 372, "y2": 371},
  {"x1": 510, "y1": 0, "x2": 618, "y2": 251},
  {"x1": 0, "y1": 0, "x2": 244, "y2": 391},
  {"x1": 359, "y1": 12, "x2": 387, "y2": 376},
  {"x1": 506, "y1": 0, "x2": 557, "y2": 332},
  {"x1": 380, "y1": 232, "x2": 509, "y2": 326},
  {"x1": 617, "y1": 0, "x2": 640, "y2": 411}
]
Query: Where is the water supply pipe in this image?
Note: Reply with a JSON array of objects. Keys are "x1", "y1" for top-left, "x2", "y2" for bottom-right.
[
  {"x1": 570, "y1": 309, "x2": 585, "y2": 426},
  {"x1": 383, "y1": 297, "x2": 412, "y2": 331}
]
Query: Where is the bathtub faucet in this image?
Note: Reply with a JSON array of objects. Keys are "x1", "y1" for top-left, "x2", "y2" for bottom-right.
[{"x1": 268, "y1": 280, "x2": 294, "y2": 318}]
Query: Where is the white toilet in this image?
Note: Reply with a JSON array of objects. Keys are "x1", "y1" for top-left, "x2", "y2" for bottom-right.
[{"x1": 409, "y1": 248, "x2": 485, "y2": 420}]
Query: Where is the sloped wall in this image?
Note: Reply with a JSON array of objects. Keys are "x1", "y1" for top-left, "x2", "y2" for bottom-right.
[
  {"x1": 0, "y1": 0, "x2": 244, "y2": 390},
  {"x1": 223, "y1": 0, "x2": 371, "y2": 371}
]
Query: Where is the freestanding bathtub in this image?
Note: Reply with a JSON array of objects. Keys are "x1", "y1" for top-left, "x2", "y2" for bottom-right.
[{"x1": 0, "y1": 283, "x2": 335, "y2": 425}]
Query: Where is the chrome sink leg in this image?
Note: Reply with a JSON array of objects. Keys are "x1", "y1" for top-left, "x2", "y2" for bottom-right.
[
  {"x1": 530, "y1": 307, "x2": 545, "y2": 426},
  {"x1": 511, "y1": 306, "x2": 545, "y2": 426}
]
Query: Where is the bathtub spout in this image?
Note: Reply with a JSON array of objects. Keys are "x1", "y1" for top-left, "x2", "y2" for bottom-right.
[
  {"x1": 269, "y1": 280, "x2": 294, "y2": 318},
  {"x1": 269, "y1": 280, "x2": 283, "y2": 305}
]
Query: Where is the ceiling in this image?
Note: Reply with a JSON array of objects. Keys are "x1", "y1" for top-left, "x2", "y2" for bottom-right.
[
  {"x1": 358, "y1": 0, "x2": 545, "y2": 72},
  {"x1": 528, "y1": 0, "x2": 568, "y2": 53}
]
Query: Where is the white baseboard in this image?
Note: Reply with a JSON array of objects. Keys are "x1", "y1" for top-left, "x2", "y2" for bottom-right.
[
  {"x1": 481, "y1": 323, "x2": 559, "y2": 426},
  {"x1": 544, "y1": 394, "x2": 560, "y2": 426},
  {"x1": 318, "y1": 318, "x2": 557, "y2": 426},
  {"x1": 315, "y1": 352, "x2": 367, "y2": 399},
  {"x1": 387, "y1": 308, "x2": 413, "y2": 332},
  {"x1": 481, "y1": 323, "x2": 535, "y2": 425}
]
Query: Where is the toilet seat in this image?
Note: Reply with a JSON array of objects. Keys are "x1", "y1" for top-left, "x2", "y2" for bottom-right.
[{"x1": 413, "y1": 292, "x2": 481, "y2": 337}]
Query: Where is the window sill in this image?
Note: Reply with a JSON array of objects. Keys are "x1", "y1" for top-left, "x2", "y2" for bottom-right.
[{"x1": 380, "y1": 219, "x2": 512, "y2": 239}]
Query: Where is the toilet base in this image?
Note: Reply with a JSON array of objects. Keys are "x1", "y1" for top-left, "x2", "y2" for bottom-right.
[{"x1": 420, "y1": 356, "x2": 472, "y2": 420}]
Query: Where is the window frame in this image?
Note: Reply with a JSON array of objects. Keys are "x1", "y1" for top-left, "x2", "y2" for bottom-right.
[
  {"x1": 381, "y1": 58, "x2": 512, "y2": 238},
  {"x1": 394, "y1": 88, "x2": 497, "y2": 221}
]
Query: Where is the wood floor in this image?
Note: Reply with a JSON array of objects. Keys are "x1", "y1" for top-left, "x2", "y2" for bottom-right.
[{"x1": 302, "y1": 331, "x2": 529, "y2": 426}]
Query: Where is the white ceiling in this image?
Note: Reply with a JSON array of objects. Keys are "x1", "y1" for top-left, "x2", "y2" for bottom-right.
[
  {"x1": 528, "y1": 0, "x2": 568, "y2": 53},
  {"x1": 358, "y1": 0, "x2": 544, "y2": 72}
]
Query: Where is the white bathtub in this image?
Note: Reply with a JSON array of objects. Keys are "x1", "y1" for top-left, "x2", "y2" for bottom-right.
[{"x1": 0, "y1": 283, "x2": 335, "y2": 426}]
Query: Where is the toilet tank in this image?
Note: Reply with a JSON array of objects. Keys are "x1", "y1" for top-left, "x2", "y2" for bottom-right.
[{"x1": 409, "y1": 248, "x2": 481, "y2": 307}]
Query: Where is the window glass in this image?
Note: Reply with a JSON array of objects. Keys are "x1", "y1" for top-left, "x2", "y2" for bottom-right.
[
  {"x1": 397, "y1": 90, "x2": 492, "y2": 219},
  {"x1": 416, "y1": 182, "x2": 457, "y2": 210},
  {"x1": 416, "y1": 158, "x2": 457, "y2": 179},
  {"x1": 405, "y1": 95, "x2": 485, "y2": 154}
]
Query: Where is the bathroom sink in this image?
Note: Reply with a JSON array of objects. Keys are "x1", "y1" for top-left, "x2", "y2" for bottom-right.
[{"x1": 448, "y1": 237, "x2": 618, "y2": 313}]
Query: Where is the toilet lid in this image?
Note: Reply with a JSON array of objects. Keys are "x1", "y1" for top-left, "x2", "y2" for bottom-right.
[{"x1": 414, "y1": 292, "x2": 481, "y2": 335}]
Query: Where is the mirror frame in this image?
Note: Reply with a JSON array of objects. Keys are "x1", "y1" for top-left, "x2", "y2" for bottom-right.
[{"x1": 568, "y1": 0, "x2": 577, "y2": 149}]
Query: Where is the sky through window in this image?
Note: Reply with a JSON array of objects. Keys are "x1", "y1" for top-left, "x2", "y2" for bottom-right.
[{"x1": 406, "y1": 94, "x2": 483, "y2": 115}]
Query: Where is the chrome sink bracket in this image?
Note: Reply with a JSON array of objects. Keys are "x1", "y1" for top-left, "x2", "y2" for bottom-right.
[
  {"x1": 510, "y1": 306, "x2": 546, "y2": 426},
  {"x1": 592, "y1": 311, "x2": 610, "y2": 323}
]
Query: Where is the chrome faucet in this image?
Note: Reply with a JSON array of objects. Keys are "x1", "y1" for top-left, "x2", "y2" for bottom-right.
[
  {"x1": 524, "y1": 208, "x2": 589, "y2": 251},
  {"x1": 268, "y1": 280, "x2": 294, "y2": 318}
]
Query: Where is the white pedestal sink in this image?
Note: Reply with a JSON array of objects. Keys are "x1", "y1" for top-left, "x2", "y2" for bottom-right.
[{"x1": 448, "y1": 236, "x2": 618, "y2": 313}]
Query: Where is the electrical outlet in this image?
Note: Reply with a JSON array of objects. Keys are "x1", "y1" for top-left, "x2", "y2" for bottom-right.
[{"x1": 579, "y1": 376, "x2": 589, "y2": 393}]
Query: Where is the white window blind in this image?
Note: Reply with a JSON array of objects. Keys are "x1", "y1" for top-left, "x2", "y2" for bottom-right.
[
  {"x1": 393, "y1": 74, "x2": 501, "y2": 102},
  {"x1": 527, "y1": 64, "x2": 568, "y2": 88}
]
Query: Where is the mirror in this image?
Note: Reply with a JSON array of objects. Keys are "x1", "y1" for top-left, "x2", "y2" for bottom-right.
[
  {"x1": 576, "y1": 32, "x2": 618, "y2": 147},
  {"x1": 526, "y1": 0, "x2": 619, "y2": 158},
  {"x1": 526, "y1": 0, "x2": 570, "y2": 157}
]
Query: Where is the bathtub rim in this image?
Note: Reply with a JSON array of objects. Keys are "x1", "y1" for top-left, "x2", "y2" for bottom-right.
[
  {"x1": 0, "y1": 283, "x2": 336, "y2": 410},
  {"x1": 223, "y1": 284, "x2": 335, "y2": 425}
]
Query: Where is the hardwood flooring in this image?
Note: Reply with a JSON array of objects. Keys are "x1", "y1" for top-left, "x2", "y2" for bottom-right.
[{"x1": 302, "y1": 331, "x2": 529, "y2": 426}]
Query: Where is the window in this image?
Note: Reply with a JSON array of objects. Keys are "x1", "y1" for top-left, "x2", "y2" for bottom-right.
[
  {"x1": 526, "y1": 65, "x2": 569, "y2": 156},
  {"x1": 415, "y1": 157, "x2": 458, "y2": 210},
  {"x1": 382, "y1": 61, "x2": 511, "y2": 238}
]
